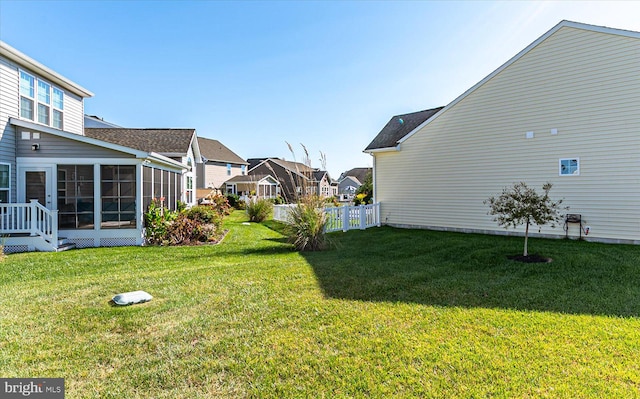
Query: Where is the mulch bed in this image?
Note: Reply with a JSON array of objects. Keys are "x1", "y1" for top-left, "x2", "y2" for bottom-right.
[{"x1": 507, "y1": 254, "x2": 552, "y2": 263}]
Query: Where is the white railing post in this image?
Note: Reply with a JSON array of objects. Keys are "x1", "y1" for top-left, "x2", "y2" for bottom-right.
[
  {"x1": 51, "y1": 209, "x2": 59, "y2": 246},
  {"x1": 359, "y1": 204, "x2": 366, "y2": 230},
  {"x1": 376, "y1": 203, "x2": 381, "y2": 227},
  {"x1": 29, "y1": 200, "x2": 38, "y2": 236}
]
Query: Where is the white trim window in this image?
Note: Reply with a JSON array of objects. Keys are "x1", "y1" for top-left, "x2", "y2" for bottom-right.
[
  {"x1": 0, "y1": 163, "x2": 10, "y2": 203},
  {"x1": 19, "y1": 70, "x2": 64, "y2": 130},
  {"x1": 227, "y1": 163, "x2": 232, "y2": 176},
  {"x1": 559, "y1": 158, "x2": 579, "y2": 176}
]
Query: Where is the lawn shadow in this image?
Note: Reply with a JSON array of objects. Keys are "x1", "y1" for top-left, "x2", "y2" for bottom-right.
[{"x1": 300, "y1": 227, "x2": 640, "y2": 318}]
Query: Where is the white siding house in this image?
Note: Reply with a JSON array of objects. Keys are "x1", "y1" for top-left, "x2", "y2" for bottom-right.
[{"x1": 365, "y1": 21, "x2": 640, "y2": 244}]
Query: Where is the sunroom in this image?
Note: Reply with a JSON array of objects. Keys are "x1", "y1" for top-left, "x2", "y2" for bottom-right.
[{"x1": 4, "y1": 118, "x2": 188, "y2": 253}]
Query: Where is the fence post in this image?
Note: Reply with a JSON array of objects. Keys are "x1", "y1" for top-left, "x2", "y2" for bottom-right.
[
  {"x1": 359, "y1": 205, "x2": 366, "y2": 230},
  {"x1": 342, "y1": 205, "x2": 349, "y2": 232},
  {"x1": 376, "y1": 203, "x2": 381, "y2": 227}
]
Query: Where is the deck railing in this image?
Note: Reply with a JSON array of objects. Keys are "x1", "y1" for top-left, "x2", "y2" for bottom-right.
[
  {"x1": 273, "y1": 203, "x2": 380, "y2": 233},
  {"x1": 0, "y1": 200, "x2": 58, "y2": 245}
]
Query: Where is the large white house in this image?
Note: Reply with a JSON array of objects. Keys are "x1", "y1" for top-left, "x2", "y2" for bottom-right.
[
  {"x1": 0, "y1": 41, "x2": 197, "y2": 252},
  {"x1": 365, "y1": 21, "x2": 640, "y2": 244}
]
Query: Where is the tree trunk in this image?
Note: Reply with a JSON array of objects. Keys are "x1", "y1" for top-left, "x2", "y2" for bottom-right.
[{"x1": 524, "y1": 221, "x2": 529, "y2": 257}]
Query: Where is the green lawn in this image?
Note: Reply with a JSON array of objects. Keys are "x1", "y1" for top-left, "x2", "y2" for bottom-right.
[{"x1": 1, "y1": 211, "x2": 640, "y2": 398}]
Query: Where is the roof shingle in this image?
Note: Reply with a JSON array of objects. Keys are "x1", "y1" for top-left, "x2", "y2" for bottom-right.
[
  {"x1": 198, "y1": 137, "x2": 247, "y2": 165},
  {"x1": 364, "y1": 107, "x2": 443, "y2": 151},
  {"x1": 85, "y1": 128, "x2": 196, "y2": 155}
]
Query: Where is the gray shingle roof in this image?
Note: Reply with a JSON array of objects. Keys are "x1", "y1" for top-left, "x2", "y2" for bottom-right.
[
  {"x1": 339, "y1": 167, "x2": 371, "y2": 183},
  {"x1": 364, "y1": 107, "x2": 444, "y2": 151},
  {"x1": 197, "y1": 137, "x2": 247, "y2": 165},
  {"x1": 85, "y1": 128, "x2": 196, "y2": 155}
]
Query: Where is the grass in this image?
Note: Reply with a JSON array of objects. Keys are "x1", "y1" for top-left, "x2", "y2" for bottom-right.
[{"x1": 1, "y1": 210, "x2": 640, "y2": 398}]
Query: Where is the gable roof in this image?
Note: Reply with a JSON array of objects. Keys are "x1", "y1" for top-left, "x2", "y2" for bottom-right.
[
  {"x1": 339, "y1": 167, "x2": 371, "y2": 183},
  {"x1": 365, "y1": 20, "x2": 640, "y2": 153},
  {"x1": 224, "y1": 174, "x2": 278, "y2": 184},
  {"x1": 85, "y1": 128, "x2": 198, "y2": 158},
  {"x1": 198, "y1": 137, "x2": 248, "y2": 165},
  {"x1": 364, "y1": 107, "x2": 443, "y2": 152},
  {"x1": 0, "y1": 41, "x2": 94, "y2": 98}
]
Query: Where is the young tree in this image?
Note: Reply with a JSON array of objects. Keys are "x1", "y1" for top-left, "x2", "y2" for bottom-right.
[{"x1": 484, "y1": 182, "x2": 567, "y2": 257}]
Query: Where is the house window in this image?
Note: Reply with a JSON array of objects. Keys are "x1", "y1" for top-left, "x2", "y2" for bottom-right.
[
  {"x1": 57, "y1": 165, "x2": 94, "y2": 229},
  {"x1": 20, "y1": 71, "x2": 35, "y2": 120},
  {"x1": 19, "y1": 70, "x2": 64, "y2": 130},
  {"x1": 227, "y1": 163, "x2": 232, "y2": 176},
  {"x1": 52, "y1": 88, "x2": 64, "y2": 129},
  {"x1": 101, "y1": 165, "x2": 136, "y2": 228},
  {"x1": 37, "y1": 80, "x2": 51, "y2": 125},
  {"x1": 241, "y1": 165, "x2": 246, "y2": 175},
  {"x1": 0, "y1": 163, "x2": 10, "y2": 203},
  {"x1": 185, "y1": 175, "x2": 193, "y2": 204},
  {"x1": 559, "y1": 158, "x2": 579, "y2": 176}
]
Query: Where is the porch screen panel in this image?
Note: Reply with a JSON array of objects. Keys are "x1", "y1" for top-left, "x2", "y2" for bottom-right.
[
  {"x1": 177, "y1": 174, "x2": 183, "y2": 204},
  {"x1": 143, "y1": 166, "x2": 152, "y2": 212},
  {"x1": 153, "y1": 168, "x2": 162, "y2": 199},
  {"x1": 57, "y1": 165, "x2": 94, "y2": 229},
  {"x1": 168, "y1": 172, "x2": 175, "y2": 210},
  {"x1": 162, "y1": 170, "x2": 170, "y2": 210},
  {"x1": 101, "y1": 165, "x2": 136, "y2": 229}
]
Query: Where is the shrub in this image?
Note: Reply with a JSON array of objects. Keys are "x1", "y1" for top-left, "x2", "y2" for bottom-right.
[
  {"x1": 206, "y1": 194, "x2": 232, "y2": 215},
  {"x1": 226, "y1": 194, "x2": 241, "y2": 209},
  {"x1": 144, "y1": 199, "x2": 176, "y2": 245},
  {"x1": 246, "y1": 199, "x2": 273, "y2": 222},
  {"x1": 144, "y1": 200, "x2": 226, "y2": 246},
  {"x1": 287, "y1": 195, "x2": 329, "y2": 251}
]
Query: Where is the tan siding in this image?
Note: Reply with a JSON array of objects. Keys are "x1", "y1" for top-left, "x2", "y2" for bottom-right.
[
  {"x1": 376, "y1": 26, "x2": 640, "y2": 242},
  {"x1": 203, "y1": 161, "x2": 244, "y2": 189}
]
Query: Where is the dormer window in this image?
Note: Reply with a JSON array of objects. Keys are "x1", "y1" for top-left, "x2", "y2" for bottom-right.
[{"x1": 19, "y1": 70, "x2": 64, "y2": 130}]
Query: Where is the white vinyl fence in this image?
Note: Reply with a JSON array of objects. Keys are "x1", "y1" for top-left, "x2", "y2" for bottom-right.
[{"x1": 273, "y1": 203, "x2": 381, "y2": 233}]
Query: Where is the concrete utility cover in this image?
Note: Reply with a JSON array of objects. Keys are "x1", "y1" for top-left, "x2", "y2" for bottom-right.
[{"x1": 112, "y1": 290, "x2": 153, "y2": 306}]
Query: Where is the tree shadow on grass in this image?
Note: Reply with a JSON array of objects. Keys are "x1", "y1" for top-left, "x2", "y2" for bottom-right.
[{"x1": 300, "y1": 227, "x2": 640, "y2": 318}]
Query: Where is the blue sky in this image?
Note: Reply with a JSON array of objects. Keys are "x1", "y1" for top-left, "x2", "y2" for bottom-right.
[{"x1": 1, "y1": 1, "x2": 639, "y2": 178}]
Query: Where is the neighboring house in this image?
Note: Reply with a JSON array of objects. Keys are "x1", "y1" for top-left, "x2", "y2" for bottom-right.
[
  {"x1": 196, "y1": 137, "x2": 248, "y2": 192},
  {"x1": 364, "y1": 20, "x2": 640, "y2": 244},
  {"x1": 224, "y1": 174, "x2": 279, "y2": 201},
  {"x1": 84, "y1": 128, "x2": 201, "y2": 207},
  {"x1": 0, "y1": 41, "x2": 191, "y2": 252},
  {"x1": 247, "y1": 157, "x2": 335, "y2": 202},
  {"x1": 337, "y1": 167, "x2": 372, "y2": 202}
]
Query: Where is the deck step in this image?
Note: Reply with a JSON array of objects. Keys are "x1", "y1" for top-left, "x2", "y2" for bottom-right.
[{"x1": 56, "y1": 237, "x2": 76, "y2": 252}]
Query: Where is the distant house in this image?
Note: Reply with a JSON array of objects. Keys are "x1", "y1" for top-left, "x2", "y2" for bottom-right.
[
  {"x1": 247, "y1": 158, "x2": 335, "y2": 202},
  {"x1": 224, "y1": 174, "x2": 279, "y2": 200},
  {"x1": 364, "y1": 20, "x2": 640, "y2": 244},
  {"x1": 0, "y1": 41, "x2": 195, "y2": 252},
  {"x1": 196, "y1": 137, "x2": 248, "y2": 193},
  {"x1": 337, "y1": 167, "x2": 372, "y2": 202}
]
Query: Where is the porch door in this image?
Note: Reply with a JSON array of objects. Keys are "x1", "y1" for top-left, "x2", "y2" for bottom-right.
[{"x1": 21, "y1": 167, "x2": 53, "y2": 209}]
